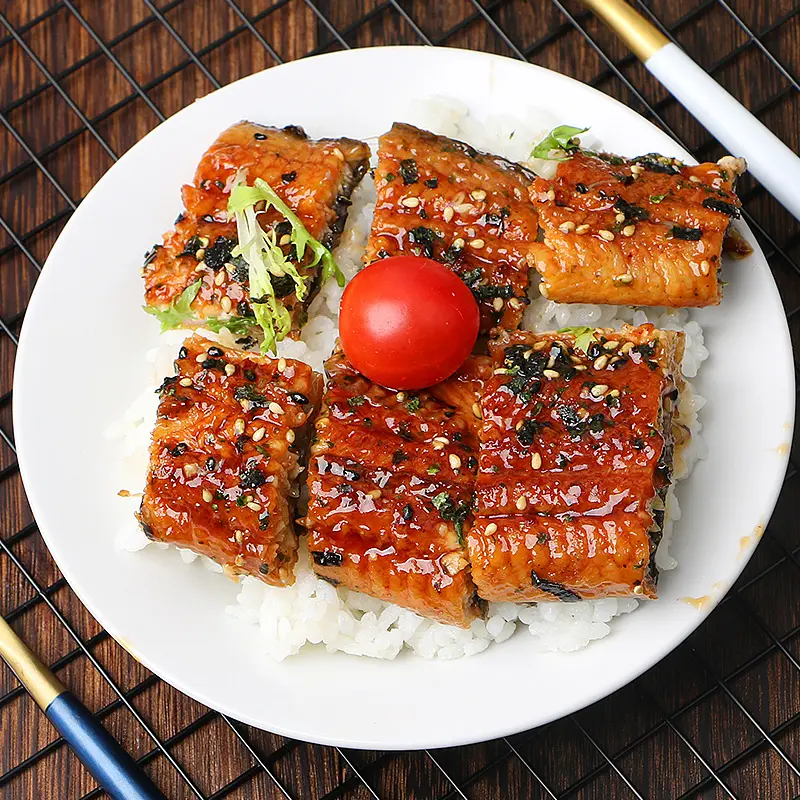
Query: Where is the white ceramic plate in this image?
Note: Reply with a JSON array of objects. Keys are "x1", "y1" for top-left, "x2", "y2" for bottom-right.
[{"x1": 14, "y1": 47, "x2": 794, "y2": 749}]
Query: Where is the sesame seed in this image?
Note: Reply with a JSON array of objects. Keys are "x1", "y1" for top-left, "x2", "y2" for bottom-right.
[
  {"x1": 603, "y1": 340, "x2": 620, "y2": 350},
  {"x1": 469, "y1": 238, "x2": 485, "y2": 249},
  {"x1": 614, "y1": 273, "x2": 633, "y2": 284},
  {"x1": 689, "y1": 175, "x2": 701, "y2": 183},
  {"x1": 234, "y1": 418, "x2": 245, "y2": 435},
  {"x1": 433, "y1": 436, "x2": 450, "y2": 447},
  {"x1": 252, "y1": 427, "x2": 266, "y2": 442},
  {"x1": 279, "y1": 234, "x2": 291, "y2": 246},
  {"x1": 590, "y1": 384, "x2": 609, "y2": 397},
  {"x1": 558, "y1": 221, "x2": 576, "y2": 234},
  {"x1": 470, "y1": 189, "x2": 487, "y2": 201},
  {"x1": 515, "y1": 420, "x2": 524, "y2": 431},
  {"x1": 619, "y1": 342, "x2": 634, "y2": 355},
  {"x1": 531, "y1": 452, "x2": 542, "y2": 469},
  {"x1": 286, "y1": 430, "x2": 295, "y2": 444},
  {"x1": 240, "y1": 399, "x2": 251, "y2": 412},
  {"x1": 443, "y1": 206, "x2": 454, "y2": 223},
  {"x1": 615, "y1": 212, "x2": 626, "y2": 223},
  {"x1": 593, "y1": 355, "x2": 609, "y2": 370},
  {"x1": 574, "y1": 364, "x2": 587, "y2": 371},
  {"x1": 622, "y1": 224, "x2": 636, "y2": 237},
  {"x1": 220, "y1": 296, "x2": 233, "y2": 313},
  {"x1": 570, "y1": 355, "x2": 582, "y2": 365},
  {"x1": 247, "y1": 501, "x2": 262, "y2": 512},
  {"x1": 453, "y1": 237, "x2": 465, "y2": 249},
  {"x1": 202, "y1": 489, "x2": 213, "y2": 503},
  {"x1": 195, "y1": 248, "x2": 206, "y2": 261},
  {"x1": 277, "y1": 358, "x2": 287, "y2": 372},
  {"x1": 609, "y1": 389, "x2": 621, "y2": 397},
  {"x1": 396, "y1": 392, "x2": 406, "y2": 402},
  {"x1": 533, "y1": 341, "x2": 548, "y2": 350},
  {"x1": 546, "y1": 189, "x2": 556, "y2": 201},
  {"x1": 630, "y1": 164, "x2": 644, "y2": 175},
  {"x1": 234, "y1": 554, "x2": 245, "y2": 567},
  {"x1": 196, "y1": 353, "x2": 208, "y2": 363},
  {"x1": 508, "y1": 298, "x2": 522, "y2": 310},
  {"x1": 454, "y1": 203, "x2": 474, "y2": 215},
  {"x1": 633, "y1": 583, "x2": 644, "y2": 594},
  {"x1": 224, "y1": 364, "x2": 236, "y2": 376},
  {"x1": 194, "y1": 261, "x2": 206, "y2": 272},
  {"x1": 492, "y1": 297, "x2": 504, "y2": 311},
  {"x1": 516, "y1": 495, "x2": 528, "y2": 510},
  {"x1": 268, "y1": 401, "x2": 284, "y2": 416},
  {"x1": 235, "y1": 530, "x2": 243, "y2": 543},
  {"x1": 609, "y1": 356, "x2": 622, "y2": 366},
  {"x1": 179, "y1": 377, "x2": 193, "y2": 387},
  {"x1": 543, "y1": 369, "x2": 560, "y2": 379},
  {"x1": 493, "y1": 368, "x2": 508, "y2": 375},
  {"x1": 575, "y1": 224, "x2": 590, "y2": 234},
  {"x1": 538, "y1": 282, "x2": 550, "y2": 298},
  {"x1": 700, "y1": 259, "x2": 710, "y2": 275},
  {"x1": 485, "y1": 522, "x2": 498, "y2": 535},
  {"x1": 449, "y1": 454, "x2": 462, "y2": 470},
  {"x1": 214, "y1": 270, "x2": 226, "y2": 286},
  {"x1": 598, "y1": 229, "x2": 615, "y2": 241},
  {"x1": 472, "y1": 403, "x2": 482, "y2": 419},
  {"x1": 199, "y1": 236, "x2": 210, "y2": 247},
  {"x1": 183, "y1": 463, "x2": 198, "y2": 477},
  {"x1": 401, "y1": 197, "x2": 420, "y2": 208},
  {"x1": 333, "y1": 147, "x2": 344, "y2": 160}
]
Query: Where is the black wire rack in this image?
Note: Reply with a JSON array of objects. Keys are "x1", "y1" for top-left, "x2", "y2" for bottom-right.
[{"x1": 1, "y1": 1, "x2": 799, "y2": 798}]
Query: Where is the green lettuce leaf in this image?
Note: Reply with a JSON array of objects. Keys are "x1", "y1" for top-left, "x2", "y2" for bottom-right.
[
  {"x1": 143, "y1": 279, "x2": 201, "y2": 332},
  {"x1": 531, "y1": 125, "x2": 589, "y2": 160},
  {"x1": 204, "y1": 316, "x2": 256, "y2": 336}
]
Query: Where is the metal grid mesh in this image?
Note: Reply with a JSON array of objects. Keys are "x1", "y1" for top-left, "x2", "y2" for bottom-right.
[{"x1": 1, "y1": 1, "x2": 799, "y2": 797}]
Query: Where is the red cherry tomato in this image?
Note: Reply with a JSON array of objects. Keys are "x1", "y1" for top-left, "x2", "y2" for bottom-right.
[{"x1": 339, "y1": 256, "x2": 480, "y2": 390}]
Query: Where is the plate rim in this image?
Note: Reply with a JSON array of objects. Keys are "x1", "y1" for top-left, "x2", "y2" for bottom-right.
[{"x1": 13, "y1": 45, "x2": 795, "y2": 749}]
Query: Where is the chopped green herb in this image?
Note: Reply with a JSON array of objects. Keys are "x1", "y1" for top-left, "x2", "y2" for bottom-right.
[
  {"x1": 431, "y1": 492, "x2": 471, "y2": 544},
  {"x1": 405, "y1": 396, "x2": 421, "y2": 412},
  {"x1": 427, "y1": 464, "x2": 441, "y2": 475},
  {"x1": 347, "y1": 395, "x2": 366, "y2": 408},
  {"x1": 398, "y1": 159, "x2": 418, "y2": 185},
  {"x1": 557, "y1": 326, "x2": 596, "y2": 353},
  {"x1": 143, "y1": 279, "x2": 201, "y2": 332},
  {"x1": 531, "y1": 125, "x2": 589, "y2": 160},
  {"x1": 649, "y1": 194, "x2": 667, "y2": 204}
]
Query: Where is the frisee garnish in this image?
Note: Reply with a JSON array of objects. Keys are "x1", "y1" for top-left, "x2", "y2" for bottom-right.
[
  {"x1": 204, "y1": 316, "x2": 255, "y2": 336},
  {"x1": 557, "y1": 326, "x2": 597, "y2": 353},
  {"x1": 143, "y1": 279, "x2": 201, "y2": 332},
  {"x1": 227, "y1": 177, "x2": 344, "y2": 353},
  {"x1": 531, "y1": 125, "x2": 589, "y2": 160}
]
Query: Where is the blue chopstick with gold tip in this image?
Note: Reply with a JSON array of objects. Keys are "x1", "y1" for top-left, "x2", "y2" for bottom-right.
[{"x1": 0, "y1": 615, "x2": 166, "y2": 800}]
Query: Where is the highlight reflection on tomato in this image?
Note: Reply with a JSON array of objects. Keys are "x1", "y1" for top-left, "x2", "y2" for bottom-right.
[{"x1": 338, "y1": 256, "x2": 480, "y2": 389}]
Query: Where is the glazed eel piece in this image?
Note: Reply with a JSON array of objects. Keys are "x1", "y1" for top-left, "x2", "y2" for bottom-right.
[
  {"x1": 304, "y1": 350, "x2": 491, "y2": 626},
  {"x1": 528, "y1": 150, "x2": 746, "y2": 307},
  {"x1": 143, "y1": 121, "x2": 370, "y2": 337},
  {"x1": 366, "y1": 122, "x2": 540, "y2": 334},
  {"x1": 469, "y1": 324, "x2": 686, "y2": 602},
  {"x1": 139, "y1": 334, "x2": 322, "y2": 586}
]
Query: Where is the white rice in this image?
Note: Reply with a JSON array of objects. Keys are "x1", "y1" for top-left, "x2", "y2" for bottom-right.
[{"x1": 108, "y1": 98, "x2": 708, "y2": 661}]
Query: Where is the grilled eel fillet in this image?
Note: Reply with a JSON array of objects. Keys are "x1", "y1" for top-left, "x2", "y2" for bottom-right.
[
  {"x1": 366, "y1": 122, "x2": 539, "y2": 334},
  {"x1": 143, "y1": 122, "x2": 370, "y2": 335},
  {"x1": 528, "y1": 151, "x2": 746, "y2": 307},
  {"x1": 469, "y1": 325, "x2": 685, "y2": 602},
  {"x1": 139, "y1": 334, "x2": 322, "y2": 586},
  {"x1": 304, "y1": 350, "x2": 491, "y2": 627}
]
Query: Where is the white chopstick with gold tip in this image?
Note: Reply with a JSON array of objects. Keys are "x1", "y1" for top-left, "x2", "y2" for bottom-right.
[{"x1": 581, "y1": 0, "x2": 800, "y2": 221}]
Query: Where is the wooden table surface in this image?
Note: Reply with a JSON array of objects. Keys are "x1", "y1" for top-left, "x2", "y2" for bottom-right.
[{"x1": 1, "y1": 1, "x2": 800, "y2": 798}]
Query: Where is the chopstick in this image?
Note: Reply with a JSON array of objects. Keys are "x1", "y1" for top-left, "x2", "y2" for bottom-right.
[
  {"x1": 0, "y1": 615, "x2": 166, "y2": 800},
  {"x1": 580, "y1": 0, "x2": 800, "y2": 221}
]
